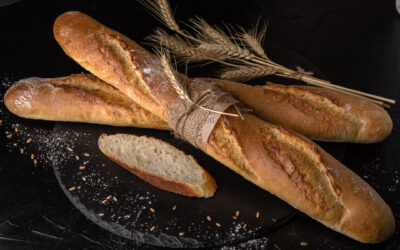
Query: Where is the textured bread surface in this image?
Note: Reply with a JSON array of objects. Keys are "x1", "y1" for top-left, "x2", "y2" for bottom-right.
[
  {"x1": 54, "y1": 11, "x2": 395, "y2": 242},
  {"x1": 4, "y1": 74, "x2": 169, "y2": 129},
  {"x1": 207, "y1": 78, "x2": 393, "y2": 143},
  {"x1": 98, "y1": 133, "x2": 216, "y2": 197}
]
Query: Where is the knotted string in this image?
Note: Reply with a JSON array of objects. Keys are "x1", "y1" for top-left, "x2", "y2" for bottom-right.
[{"x1": 168, "y1": 79, "x2": 239, "y2": 150}]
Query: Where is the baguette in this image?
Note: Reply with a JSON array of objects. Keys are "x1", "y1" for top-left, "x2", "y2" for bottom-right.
[
  {"x1": 210, "y1": 79, "x2": 393, "y2": 143},
  {"x1": 53, "y1": 11, "x2": 395, "y2": 242},
  {"x1": 5, "y1": 73, "x2": 393, "y2": 144},
  {"x1": 4, "y1": 73, "x2": 392, "y2": 143},
  {"x1": 98, "y1": 133, "x2": 216, "y2": 197},
  {"x1": 4, "y1": 73, "x2": 169, "y2": 129}
]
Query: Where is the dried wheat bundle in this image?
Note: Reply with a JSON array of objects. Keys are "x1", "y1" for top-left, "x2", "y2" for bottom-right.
[
  {"x1": 140, "y1": 0, "x2": 395, "y2": 108},
  {"x1": 156, "y1": 49, "x2": 240, "y2": 117}
]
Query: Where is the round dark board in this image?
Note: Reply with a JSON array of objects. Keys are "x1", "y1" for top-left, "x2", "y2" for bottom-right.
[{"x1": 51, "y1": 122, "x2": 344, "y2": 248}]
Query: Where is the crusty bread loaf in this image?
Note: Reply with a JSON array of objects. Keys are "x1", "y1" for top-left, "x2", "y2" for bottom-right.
[
  {"x1": 5, "y1": 73, "x2": 392, "y2": 143},
  {"x1": 5, "y1": 73, "x2": 393, "y2": 143},
  {"x1": 4, "y1": 74, "x2": 169, "y2": 129},
  {"x1": 98, "y1": 133, "x2": 216, "y2": 197},
  {"x1": 53, "y1": 11, "x2": 395, "y2": 243},
  {"x1": 208, "y1": 79, "x2": 393, "y2": 143}
]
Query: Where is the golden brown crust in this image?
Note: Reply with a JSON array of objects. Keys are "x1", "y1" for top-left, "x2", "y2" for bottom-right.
[
  {"x1": 4, "y1": 74, "x2": 169, "y2": 129},
  {"x1": 207, "y1": 109, "x2": 394, "y2": 243},
  {"x1": 98, "y1": 134, "x2": 217, "y2": 198},
  {"x1": 53, "y1": 11, "x2": 395, "y2": 242},
  {"x1": 206, "y1": 79, "x2": 393, "y2": 143}
]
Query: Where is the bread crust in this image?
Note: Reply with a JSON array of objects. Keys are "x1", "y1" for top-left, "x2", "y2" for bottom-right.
[
  {"x1": 98, "y1": 134, "x2": 217, "y2": 198},
  {"x1": 4, "y1": 74, "x2": 169, "y2": 129},
  {"x1": 206, "y1": 78, "x2": 393, "y2": 143},
  {"x1": 53, "y1": 11, "x2": 395, "y2": 242}
]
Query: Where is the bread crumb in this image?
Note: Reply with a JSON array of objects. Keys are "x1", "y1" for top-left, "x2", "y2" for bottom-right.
[
  {"x1": 113, "y1": 196, "x2": 117, "y2": 202},
  {"x1": 150, "y1": 207, "x2": 155, "y2": 213},
  {"x1": 20, "y1": 148, "x2": 24, "y2": 154},
  {"x1": 206, "y1": 216, "x2": 212, "y2": 221},
  {"x1": 106, "y1": 195, "x2": 112, "y2": 200},
  {"x1": 172, "y1": 205, "x2": 177, "y2": 211},
  {"x1": 235, "y1": 211, "x2": 240, "y2": 217},
  {"x1": 67, "y1": 147, "x2": 73, "y2": 152},
  {"x1": 68, "y1": 186, "x2": 76, "y2": 191},
  {"x1": 300, "y1": 241, "x2": 308, "y2": 246},
  {"x1": 243, "y1": 224, "x2": 247, "y2": 229},
  {"x1": 216, "y1": 223, "x2": 221, "y2": 227},
  {"x1": 256, "y1": 211, "x2": 260, "y2": 218},
  {"x1": 102, "y1": 199, "x2": 108, "y2": 204},
  {"x1": 26, "y1": 138, "x2": 32, "y2": 143},
  {"x1": 33, "y1": 159, "x2": 38, "y2": 165},
  {"x1": 7, "y1": 134, "x2": 12, "y2": 139},
  {"x1": 79, "y1": 166, "x2": 85, "y2": 170},
  {"x1": 179, "y1": 232, "x2": 185, "y2": 236},
  {"x1": 31, "y1": 154, "x2": 35, "y2": 160},
  {"x1": 84, "y1": 153, "x2": 90, "y2": 157},
  {"x1": 150, "y1": 226, "x2": 156, "y2": 231},
  {"x1": 82, "y1": 177, "x2": 87, "y2": 181},
  {"x1": 14, "y1": 127, "x2": 19, "y2": 132},
  {"x1": 75, "y1": 155, "x2": 80, "y2": 160}
]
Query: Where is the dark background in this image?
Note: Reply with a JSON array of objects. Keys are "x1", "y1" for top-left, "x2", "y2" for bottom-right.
[{"x1": 0, "y1": 0, "x2": 399, "y2": 249}]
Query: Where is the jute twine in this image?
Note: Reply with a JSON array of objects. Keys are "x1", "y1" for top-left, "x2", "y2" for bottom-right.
[{"x1": 168, "y1": 79, "x2": 238, "y2": 150}]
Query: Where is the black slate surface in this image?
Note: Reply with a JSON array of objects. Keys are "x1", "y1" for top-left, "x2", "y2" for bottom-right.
[{"x1": 0, "y1": 0, "x2": 399, "y2": 249}]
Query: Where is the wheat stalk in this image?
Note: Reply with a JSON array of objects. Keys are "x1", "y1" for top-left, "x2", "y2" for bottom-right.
[
  {"x1": 239, "y1": 19, "x2": 268, "y2": 59},
  {"x1": 158, "y1": 50, "x2": 192, "y2": 102},
  {"x1": 139, "y1": 0, "x2": 395, "y2": 107},
  {"x1": 190, "y1": 17, "x2": 232, "y2": 45},
  {"x1": 148, "y1": 29, "x2": 206, "y2": 61},
  {"x1": 221, "y1": 66, "x2": 277, "y2": 81}
]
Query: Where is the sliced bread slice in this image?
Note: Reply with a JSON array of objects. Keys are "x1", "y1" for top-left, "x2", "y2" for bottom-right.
[{"x1": 98, "y1": 134, "x2": 217, "y2": 197}]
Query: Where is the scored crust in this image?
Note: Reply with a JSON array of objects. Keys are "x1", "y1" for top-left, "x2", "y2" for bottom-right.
[
  {"x1": 4, "y1": 74, "x2": 169, "y2": 129},
  {"x1": 206, "y1": 78, "x2": 393, "y2": 143}
]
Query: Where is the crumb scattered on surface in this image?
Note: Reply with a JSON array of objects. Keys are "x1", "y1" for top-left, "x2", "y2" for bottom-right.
[
  {"x1": 67, "y1": 147, "x2": 73, "y2": 152},
  {"x1": 7, "y1": 134, "x2": 12, "y2": 139},
  {"x1": 20, "y1": 148, "x2": 24, "y2": 154},
  {"x1": 26, "y1": 138, "x2": 32, "y2": 143},
  {"x1": 207, "y1": 216, "x2": 212, "y2": 221},
  {"x1": 82, "y1": 177, "x2": 87, "y2": 181},
  {"x1": 150, "y1": 207, "x2": 155, "y2": 213},
  {"x1": 84, "y1": 152, "x2": 90, "y2": 157},
  {"x1": 79, "y1": 166, "x2": 85, "y2": 170},
  {"x1": 216, "y1": 223, "x2": 221, "y2": 227},
  {"x1": 256, "y1": 211, "x2": 260, "y2": 218},
  {"x1": 68, "y1": 186, "x2": 76, "y2": 191},
  {"x1": 243, "y1": 224, "x2": 247, "y2": 229},
  {"x1": 179, "y1": 232, "x2": 185, "y2": 236},
  {"x1": 31, "y1": 153, "x2": 35, "y2": 159},
  {"x1": 172, "y1": 205, "x2": 177, "y2": 211},
  {"x1": 75, "y1": 155, "x2": 80, "y2": 160},
  {"x1": 300, "y1": 241, "x2": 308, "y2": 246},
  {"x1": 150, "y1": 226, "x2": 156, "y2": 231}
]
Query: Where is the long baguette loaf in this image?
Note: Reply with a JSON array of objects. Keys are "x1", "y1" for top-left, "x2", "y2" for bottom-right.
[
  {"x1": 4, "y1": 73, "x2": 392, "y2": 143},
  {"x1": 210, "y1": 79, "x2": 393, "y2": 143},
  {"x1": 4, "y1": 73, "x2": 169, "y2": 129},
  {"x1": 53, "y1": 11, "x2": 395, "y2": 242}
]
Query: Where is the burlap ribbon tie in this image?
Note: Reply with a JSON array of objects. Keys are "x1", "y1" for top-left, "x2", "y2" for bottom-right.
[{"x1": 168, "y1": 79, "x2": 238, "y2": 151}]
